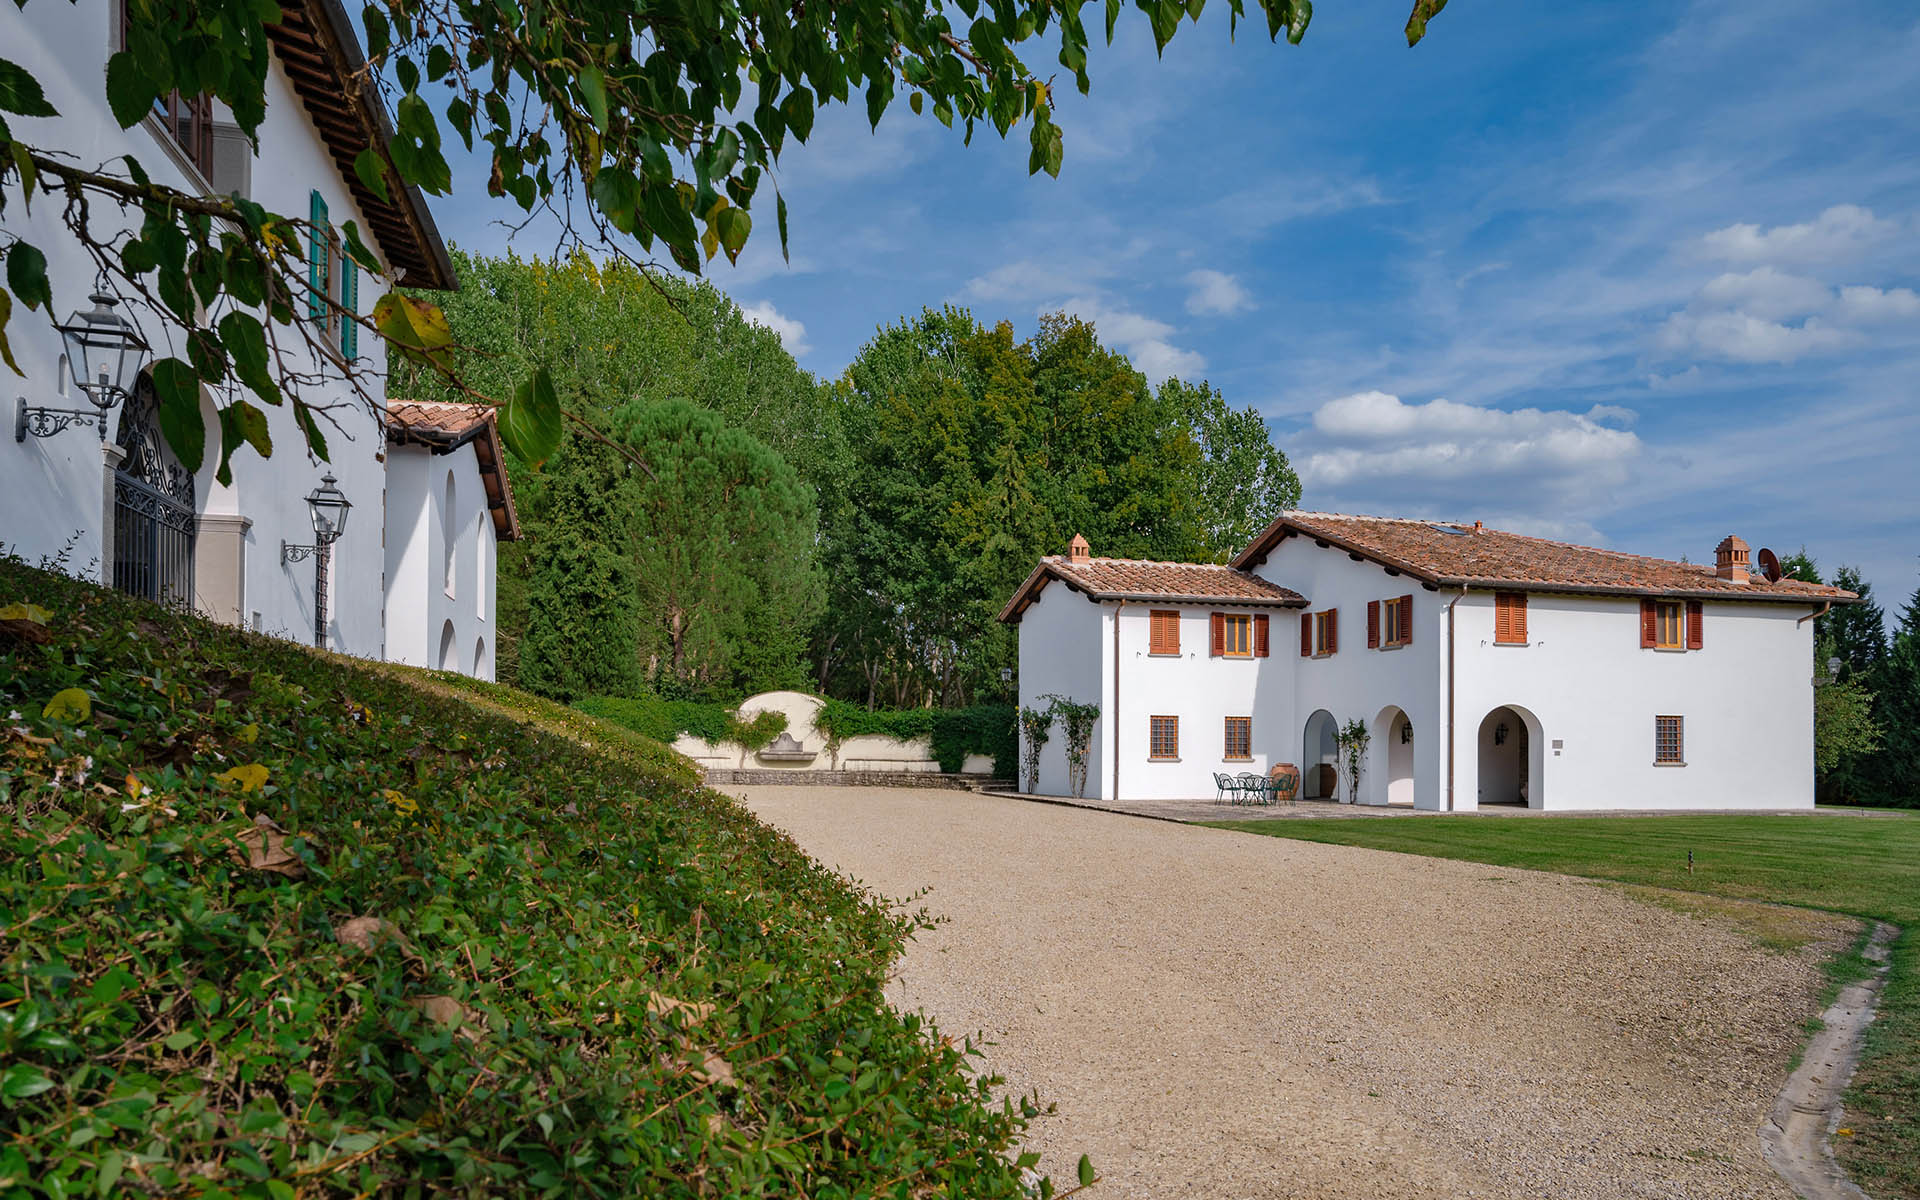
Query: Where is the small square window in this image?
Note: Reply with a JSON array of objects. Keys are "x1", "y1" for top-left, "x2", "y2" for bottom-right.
[
  {"x1": 1655, "y1": 715, "x2": 1684, "y2": 765},
  {"x1": 1149, "y1": 715, "x2": 1179, "y2": 760},
  {"x1": 1224, "y1": 716, "x2": 1251, "y2": 761}
]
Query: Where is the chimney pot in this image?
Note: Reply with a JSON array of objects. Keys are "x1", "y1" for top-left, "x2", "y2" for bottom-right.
[
  {"x1": 1068, "y1": 533, "x2": 1091, "y2": 564},
  {"x1": 1714, "y1": 534, "x2": 1750, "y2": 584},
  {"x1": 1472, "y1": 521, "x2": 1484, "y2": 534}
]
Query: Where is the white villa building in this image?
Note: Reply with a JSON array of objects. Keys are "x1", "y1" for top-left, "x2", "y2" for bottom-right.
[
  {"x1": 1002, "y1": 514, "x2": 1857, "y2": 811},
  {"x1": 0, "y1": 0, "x2": 513, "y2": 679}
]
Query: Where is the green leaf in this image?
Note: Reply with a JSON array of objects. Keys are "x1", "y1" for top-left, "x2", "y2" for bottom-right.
[
  {"x1": 148, "y1": 357, "x2": 208, "y2": 474},
  {"x1": 1078, "y1": 1154, "x2": 1096, "y2": 1187},
  {"x1": 782, "y1": 87, "x2": 815, "y2": 143},
  {"x1": 292, "y1": 399, "x2": 330, "y2": 461},
  {"x1": 579, "y1": 66, "x2": 609, "y2": 133},
  {"x1": 0, "y1": 57, "x2": 58, "y2": 118},
  {"x1": 42, "y1": 687, "x2": 90, "y2": 722},
  {"x1": 0, "y1": 289, "x2": 21, "y2": 377},
  {"x1": 714, "y1": 206, "x2": 750, "y2": 264},
  {"x1": 5, "y1": 240, "x2": 52, "y2": 312},
  {"x1": 228, "y1": 398, "x2": 272, "y2": 458},
  {"x1": 372, "y1": 292, "x2": 454, "y2": 354},
  {"x1": 10, "y1": 141, "x2": 36, "y2": 215},
  {"x1": 102, "y1": 51, "x2": 155, "y2": 128},
  {"x1": 776, "y1": 189, "x2": 790, "y2": 264},
  {"x1": 352, "y1": 147, "x2": 392, "y2": 205},
  {"x1": 98, "y1": 1151, "x2": 125, "y2": 1196},
  {"x1": 0, "y1": 1063, "x2": 53, "y2": 1101},
  {"x1": 340, "y1": 220, "x2": 381, "y2": 273},
  {"x1": 1404, "y1": 0, "x2": 1445, "y2": 46},
  {"x1": 501, "y1": 367, "x2": 562, "y2": 467}
]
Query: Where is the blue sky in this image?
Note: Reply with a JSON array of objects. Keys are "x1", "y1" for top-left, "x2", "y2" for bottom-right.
[{"x1": 433, "y1": 0, "x2": 1920, "y2": 613}]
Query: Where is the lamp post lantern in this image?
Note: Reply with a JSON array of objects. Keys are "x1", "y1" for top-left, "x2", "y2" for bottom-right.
[
  {"x1": 15, "y1": 277, "x2": 151, "y2": 442},
  {"x1": 282, "y1": 474, "x2": 352, "y2": 647}
]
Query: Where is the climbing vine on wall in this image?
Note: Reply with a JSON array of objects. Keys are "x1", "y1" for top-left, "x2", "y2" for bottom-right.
[
  {"x1": 1018, "y1": 706, "x2": 1053, "y2": 794},
  {"x1": 1042, "y1": 695, "x2": 1101, "y2": 799}
]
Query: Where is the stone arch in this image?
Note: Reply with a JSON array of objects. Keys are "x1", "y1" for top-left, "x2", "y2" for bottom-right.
[
  {"x1": 1301, "y1": 708, "x2": 1339, "y2": 800},
  {"x1": 437, "y1": 619, "x2": 456, "y2": 671},
  {"x1": 1370, "y1": 705, "x2": 1415, "y2": 806}
]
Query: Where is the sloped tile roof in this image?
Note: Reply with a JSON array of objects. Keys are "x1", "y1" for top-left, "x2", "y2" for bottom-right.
[
  {"x1": 1232, "y1": 512, "x2": 1857, "y2": 603},
  {"x1": 999, "y1": 556, "x2": 1307, "y2": 623},
  {"x1": 385, "y1": 400, "x2": 520, "y2": 541}
]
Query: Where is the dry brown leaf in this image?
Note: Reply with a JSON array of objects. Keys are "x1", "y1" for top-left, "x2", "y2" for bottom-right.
[
  {"x1": 336, "y1": 916, "x2": 409, "y2": 955},
  {"x1": 231, "y1": 813, "x2": 308, "y2": 878},
  {"x1": 687, "y1": 1050, "x2": 736, "y2": 1088},
  {"x1": 408, "y1": 993, "x2": 486, "y2": 1041},
  {"x1": 646, "y1": 992, "x2": 716, "y2": 1025}
]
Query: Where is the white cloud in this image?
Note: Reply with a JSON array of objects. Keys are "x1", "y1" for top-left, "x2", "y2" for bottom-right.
[
  {"x1": 1056, "y1": 296, "x2": 1205, "y2": 383},
  {"x1": 1654, "y1": 249, "x2": 1919, "y2": 365},
  {"x1": 1656, "y1": 310, "x2": 1860, "y2": 364},
  {"x1": 1299, "y1": 392, "x2": 1642, "y2": 504},
  {"x1": 738, "y1": 300, "x2": 811, "y2": 357},
  {"x1": 1184, "y1": 269, "x2": 1254, "y2": 316},
  {"x1": 963, "y1": 258, "x2": 1109, "y2": 303},
  {"x1": 1695, "y1": 268, "x2": 1832, "y2": 321},
  {"x1": 1700, "y1": 204, "x2": 1899, "y2": 266},
  {"x1": 1836, "y1": 284, "x2": 1920, "y2": 323}
]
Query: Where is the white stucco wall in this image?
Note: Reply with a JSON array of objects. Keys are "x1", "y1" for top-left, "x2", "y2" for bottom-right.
[
  {"x1": 1251, "y1": 537, "x2": 1446, "y2": 809},
  {"x1": 673, "y1": 690, "x2": 998, "y2": 775},
  {"x1": 1013, "y1": 583, "x2": 1107, "y2": 797},
  {"x1": 382, "y1": 445, "x2": 497, "y2": 679},
  {"x1": 1449, "y1": 591, "x2": 1818, "y2": 811},
  {"x1": 0, "y1": 2, "x2": 404, "y2": 664}
]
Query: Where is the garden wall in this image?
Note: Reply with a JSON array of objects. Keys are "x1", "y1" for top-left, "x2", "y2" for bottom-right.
[{"x1": 673, "y1": 690, "x2": 1001, "y2": 779}]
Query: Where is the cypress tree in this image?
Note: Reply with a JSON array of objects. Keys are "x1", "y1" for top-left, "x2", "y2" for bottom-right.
[{"x1": 517, "y1": 438, "x2": 644, "y2": 702}]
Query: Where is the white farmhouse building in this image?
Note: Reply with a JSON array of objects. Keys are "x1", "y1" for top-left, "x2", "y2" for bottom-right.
[
  {"x1": 1002, "y1": 515, "x2": 1857, "y2": 812},
  {"x1": 0, "y1": 0, "x2": 514, "y2": 679}
]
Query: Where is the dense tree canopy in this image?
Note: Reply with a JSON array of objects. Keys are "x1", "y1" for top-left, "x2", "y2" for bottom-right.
[{"x1": 0, "y1": 0, "x2": 1447, "y2": 478}]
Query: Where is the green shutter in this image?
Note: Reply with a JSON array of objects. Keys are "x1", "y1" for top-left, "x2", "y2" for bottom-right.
[
  {"x1": 307, "y1": 190, "x2": 328, "y2": 321},
  {"x1": 340, "y1": 259, "x2": 357, "y2": 358}
]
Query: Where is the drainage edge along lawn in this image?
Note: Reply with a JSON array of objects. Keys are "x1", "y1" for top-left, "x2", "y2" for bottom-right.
[
  {"x1": 1204, "y1": 811, "x2": 1920, "y2": 1199},
  {"x1": 0, "y1": 557, "x2": 1053, "y2": 1198}
]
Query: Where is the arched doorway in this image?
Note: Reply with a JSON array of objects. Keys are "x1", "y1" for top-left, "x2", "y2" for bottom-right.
[
  {"x1": 111, "y1": 373, "x2": 197, "y2": 608},
  {"x1": 1372, "y1": 706, "x2": 1414, "y2": 806},
  {"x1": 1477, "y1": 705, "x2": 1542, "y2": 809},
  {"x1": 1302, "y1": 709, "x2": 1339, "y2": 800}
]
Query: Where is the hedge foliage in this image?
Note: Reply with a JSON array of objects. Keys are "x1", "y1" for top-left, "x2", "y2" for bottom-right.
[
  {"x1": 816, "y1": 701, "x2": 1016, "y2": 777},
  {"x1": 572, "y1": 693, "x2": 734, "y2": 744},
  {"x1": 0, "y1": 560, "x2": 1053, "y2": 1198}
]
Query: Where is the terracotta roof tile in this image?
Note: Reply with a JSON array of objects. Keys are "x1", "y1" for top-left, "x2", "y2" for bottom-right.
[
  {"x1": 1233, "y1": 512, "x2": 1857, "y2": 603},
  {"x1": 384, "y1": 400, "x2": 521, "y2": 541},
  {"x1": 999, "y1": 556, "x2": 1306, "y2": 623}
]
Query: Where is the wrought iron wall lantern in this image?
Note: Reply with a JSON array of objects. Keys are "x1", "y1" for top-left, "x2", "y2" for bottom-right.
[
  {"x1": 1400, "y1": 720, "x2": 1413, "y2": 745},
  {"x1": 15, "y1": 277, "x2": 151, "y2": 443},
  {"x1": 1493, "y1": 721, "x2": 1509, "y2": 746},
  {"x1": 283, "y1": 474, "x2": 352, "y2": 647}
]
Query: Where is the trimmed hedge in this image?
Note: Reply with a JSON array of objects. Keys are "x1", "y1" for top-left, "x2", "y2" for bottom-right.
[
  {"x1": 817, "y1": 701, "x2": 1016, "y2": 777},
  {"x1": 572, "y1": 693, "x2": 733, "y2": 743},
  {"x1": 0, "y1": 559, "x2": 1049, "y2": 1197}
]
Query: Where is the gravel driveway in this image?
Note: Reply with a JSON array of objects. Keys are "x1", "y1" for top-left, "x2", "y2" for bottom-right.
[{"x1": 737, "y1": 785, "x2": 1855, "y2": 1200}]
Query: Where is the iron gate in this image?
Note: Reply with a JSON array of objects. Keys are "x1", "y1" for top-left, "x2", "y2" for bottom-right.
[{"x1": 111, "y1": 376, "x2": 197, "y2": 609}]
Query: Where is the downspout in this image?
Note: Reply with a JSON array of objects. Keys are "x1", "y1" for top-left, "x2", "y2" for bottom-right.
[
  {"x1": 1111, "y1": 599, "x2": 1125, "y2": 802},
  {"x1": 1798, "y1": 601, "x2": 1830, "y2": 626},
  {"x1": 1445, "y1": 586, "x2": 1468, "y2": 812}
]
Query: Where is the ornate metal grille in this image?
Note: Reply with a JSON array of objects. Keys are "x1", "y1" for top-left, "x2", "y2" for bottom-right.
[{"x1": 111, "y1": 377, "x2": 196, "y2": 609}]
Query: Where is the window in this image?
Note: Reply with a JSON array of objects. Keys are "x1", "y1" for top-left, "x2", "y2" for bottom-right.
[
  {"x1": 122, "y1": 5, "x2": 214, "y2": 178},
  {"x1": 1370, "y1": 595, "x2": 1414, "y2": 649},
  {"x1": 306, "y1": 191, "x2": 359, "y2": 358},
  {"x1": 1223, "y1": 716, "x2": 1252, "y2": 761},
  {"x1": 1149, "y1": 609, "x2": 1180, "y2": 655},
  {"x1": 1301, "y1": 609, "x2": 1338, "y2": 657},
  {"x1": 1494, "y1": 591, "x2": 1528, "y2": 645},
  {"x1": 1149, "y1": 715, "x2": 1179, "y2": 760},
  {"x1": 1655, "y1": 716, "x2": 1684, "y2": 765},
  {"x1": 475, "y1": 513, "x2": 488, "y2": 620},
  {"x1": 1656, "y1": 601, "x2": 1684, "y2": 649},
  {"x1": 1217, "y1": 613, "x2": 1252, "y2": 657}
]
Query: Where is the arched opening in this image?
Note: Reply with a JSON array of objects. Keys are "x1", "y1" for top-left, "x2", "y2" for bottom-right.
[
  {"x1": 1301, "y1": 708, "x2": 1339, "y2": 800},
  {"x1": 437, "y1": 620, "x2": 456, "y2": 671},
  {"x1": 111, "y1": 371, "x2": 197, "y2": 609},
  {"x1": 1477, "y1": 705, "x2": 1543, "y2": 809},
  {"x1": 474, "y1": 636, "x2": 488, "y2": 679},
  {"x1": 1371, "y1": 706, "x2": 1415, "y2": 806},
  {"x1": 441, "y1": 470, "x2": 457, "y2": 598},
  {"x1": 474, "y1": 512, "x2": 487, "y2": 619}
]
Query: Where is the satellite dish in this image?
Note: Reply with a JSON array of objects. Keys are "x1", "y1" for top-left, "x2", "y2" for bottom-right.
[{"x1": 1757, "y1": 547, "x2": 1782, "y2": 583}]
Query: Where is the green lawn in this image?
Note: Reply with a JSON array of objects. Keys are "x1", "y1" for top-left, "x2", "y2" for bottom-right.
[{"x1": 1204, "y1": 809, "x2": 1920, "y2": 1198}]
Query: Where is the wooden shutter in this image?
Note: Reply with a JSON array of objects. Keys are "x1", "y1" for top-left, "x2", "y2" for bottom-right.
[
  {"x1": 1640, "y1": 598, "x2": 1657, "y2": 648},
  {"x1": 1326, "y1": 608, "x2": 1338, "y2": 655},
  {"x1": 1210, "y1": 612, "x2": 1225, "y2": 657},
  {"x1": 1300, "y1": 613, "x2": 1313, "y2": 657},
  {"x1": 1367, "y1": 600, "x2": 1380, "y2": 648},
  {"x1": 340, "y1": 255, "x2": 358, "y2": 359},
  {"x1": 1686, "y1": 600, "x2": 1703, "y2": 650},
  {"x1": 1253, "y1": 613, "x2": 1270, "y2": 657},
  {"x1": 1399, "y1": 595, "x2": 1414, "y2": 645},
  {"x1": 1150, "y1": 609, "x2": 1179, "y2": 655},
  {"x1": 308, "y1": 190, "x2": 329, "y2": 322},
  {"x1": 1495, "y1": 592, "x2": 1526, "y2": 644}
]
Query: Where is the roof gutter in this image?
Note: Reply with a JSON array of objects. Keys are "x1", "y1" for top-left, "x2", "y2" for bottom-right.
[
  {"x1": 1798, "y1": 601, "x2": 1831, "y2": 626},
  {"x1": 1111, "y1": 599, "x2": 1124, "y2": 804}
]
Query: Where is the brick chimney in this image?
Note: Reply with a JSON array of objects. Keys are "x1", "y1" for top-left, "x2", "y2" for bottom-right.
[
  {"x1": 1472, "y1": 520, "x2": 1484, "y2": 534},
  {"x1": 1714, "y1": 535, "x2": 1750, "y2": 584},
  {"x1": 1068, "y1": 533, "x2": 1091, "y2": 564}
]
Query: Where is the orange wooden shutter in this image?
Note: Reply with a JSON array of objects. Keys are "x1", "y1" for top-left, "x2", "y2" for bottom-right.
[
  {"x1": 1326, "y1": 608, "x2": 1339, "y2": 655},
  {"x1": 1509, "y1": 593, "x2": 1524, "y2": 643},
  {"x1": 1686, "y1": 600, "x2": 1703, "y2": 650},
  {"x1": 1210, "y1": 612, "x2": 1225, "y2": 657},
  {"x1": 1150, "y1": 610, "x2": 1179, "y2": 655},
  {"x1": 1399, "y1": 595, "x2": 1414, "y2": 644},
  {"x1": 1640, "y1": 598, "x2": 1657, "y2": 648},
  {"x1": 1367, "y1": 600, "x2": 1380, "y2": 648},
  {"x1": 1300, "y1": 613, "x2": 1313, "y2": 657},
  {"x1": 1253, "y1": 613, "x2": 1270, "y2": 657}
]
